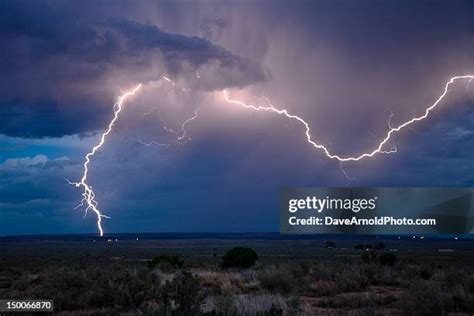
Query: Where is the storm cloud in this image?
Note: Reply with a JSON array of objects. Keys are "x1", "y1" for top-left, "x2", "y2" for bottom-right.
[
  {"x1": 2, "y1": 0, "x2": 474, "y2": 235},
  {"x1": 0, "y1": 0, "x2": 266, "y2": 138}
]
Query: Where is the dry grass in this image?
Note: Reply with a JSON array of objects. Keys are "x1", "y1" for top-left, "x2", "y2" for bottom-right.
[{"x1": 2, "y1": 247, "x2": 474, "y2": 315}]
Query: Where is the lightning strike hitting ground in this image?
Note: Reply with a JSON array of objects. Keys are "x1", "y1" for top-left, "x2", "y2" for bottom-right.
[
  {"x1": 223, "y1": 75, "x2": 474, "y2": 162},
  {"x1": 68, "y1": 84, "x2": 142, "y2": 236},
  {"x1": 72, "y1": 75, "x2": 474, "y2": 235}
]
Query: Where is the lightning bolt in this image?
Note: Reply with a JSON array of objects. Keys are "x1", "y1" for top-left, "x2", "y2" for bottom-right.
[
  {"x1": 144, "y1": 104, "x2": 199, "y2": 144},
  {"x1": 68, "y1": 84, "x2": 142, "y2": 236},
  {"x1": 339, "y1": 162, "x2": 359, "y2": 182},
  {"x1": 177, "y1": 106, "x2": 200, "y2": 142},
  {"x1": 223, "y1": 75, "x2": 474, "y2": 162},
  {"x1": 129, "y1": 135, "x2": 170, "y2": 148},
  {"x1": 136, "y1": 76, "x2": 199, "y2": 146},
  {"x1": 70, "y1": 75, "x2": 474, "y2": 236}
]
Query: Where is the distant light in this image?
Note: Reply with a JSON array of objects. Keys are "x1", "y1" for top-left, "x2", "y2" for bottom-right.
[
  {"x1": 136, "y1": 238, "x2": 139, "y2": 241},
  {"x1": 93, "y1": 240, "x2": 96, "y2": 243},
  {"x1": 420, "y1": 236, "x2": 425, "y2": 240},
  {"x1": 413, "y1": 236, "x2": 416, "y2": 239},
  {"x1": 454, "y1": 237, "x2": 458, "y2": 240},
  {"x1": 115, "y1": 238, "x2": 118, "y2": 242}
]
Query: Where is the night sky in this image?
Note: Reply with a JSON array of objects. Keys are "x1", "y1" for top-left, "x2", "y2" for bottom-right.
[{"x1": 2, "y1": 0, "x2": 474, "y2": 235}]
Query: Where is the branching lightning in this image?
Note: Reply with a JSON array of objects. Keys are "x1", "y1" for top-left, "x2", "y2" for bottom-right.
[
  {"x1": 148, "y1": 104, "x2": 199, "y2": 144},
  {"x1": 177, "y1": 106, "x2": 200, "y2": 142},
  {"x1": 70, "y1": 75, "x2": 474, "y2": 235},
  {"x1": 134, "y1": 76, "x2": 199, "y2": 146},
  {"x1": 223, "y1": 75, "x2": 474, "y2": 162},
  {"x1": 67, "y1": 84, "x2": 142, "y2": 236},
  {"x1": 132, "y1": 104, "x2": 200, "y2": 147}
]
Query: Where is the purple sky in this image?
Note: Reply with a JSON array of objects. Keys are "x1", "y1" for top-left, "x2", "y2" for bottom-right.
[{"x1": 1, "y1": 0, "x2": 474, "y2": 235}]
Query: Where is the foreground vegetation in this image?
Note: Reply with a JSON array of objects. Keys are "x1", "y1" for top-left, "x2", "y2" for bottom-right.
[{"x1": 1, "y1": 238, "x2": 473, "y2": 315}]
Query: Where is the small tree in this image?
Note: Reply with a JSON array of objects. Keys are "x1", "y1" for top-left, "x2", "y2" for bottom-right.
[{"x1": 221, "y1": 247, "x2": 258, "y2": 269}]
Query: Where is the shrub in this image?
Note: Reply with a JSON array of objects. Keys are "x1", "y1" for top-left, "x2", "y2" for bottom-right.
[
  {"x1": 33, "y1": 268, "x2": 116, "y2": 311},
  {"x1": 213, "y1": 292, "x2": 236, "y2": 314},
  {"x1": 257, "y1": 266, "x2": 297, "y2": 294},
  {"x1": 309, "y1": 279, "x2": 338, "y2": 296},
  {"x1": 161, "y1": 271, "x2": 203, "y2": 314},
  {"x1": 287, "y1": 296, "x2": 301, "y2": 315},
  {"x1": 334, "y1": 266, "x2": 369, "y2": 292},
  {"x1": 291, "y1": 262, "x2": 310, "y2": 280},
  {"x1": 113, "y1": 269, "x2": 153, "y2": 308},
  {"x1": 400, "y1": 280, "x2": 473, "y2": 314},
  {"x1": 148, "y1": 255, "x2": 183, "y2": 271},
  {"x1": 377, "y1": 253, "x2": 398, "y2": 266},
  {"x1": 233, "y1": 293, "x2": 287, "y2": 314},
  {"x1": 419, "y1": 266, "x2": 433, "y2": 280},
  {"x1": 221, "y1": 247, "x2": 258, "y2": 269}
]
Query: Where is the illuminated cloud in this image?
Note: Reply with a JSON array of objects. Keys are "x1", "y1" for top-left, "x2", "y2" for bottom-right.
[{"x1": 0, "y1": 0, "x2": 266, "y2": 138}]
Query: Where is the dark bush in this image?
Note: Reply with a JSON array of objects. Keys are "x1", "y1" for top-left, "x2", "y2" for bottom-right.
[
  {"x1": 34, "y1": 268, "x2": 116, "y2": 311},
  {"x1": 377, "y1": 253, "x2": 398, "y2": 266},
  {"x1": 148, "y1": 255, "x2": 184, "y2": 270},
  {"x1": 221, "y1": 247, "x2": 258, "y2": 269},
  {"x1": 419, "y1": 266, "x2": 433, "y2": 280},
  {"x1": 160, "y1": 271, "x2": 203, "y2": 314},
  {"x1": 400, "y1": 280, "x2": 474, "y2": 315},
  {"x1": 213, "y1": 293, "x2": 236, "y2": 315},
  {"x1": 113, "y1": 270, "x2": 152, "y2": 308},
  {"x1": 257, "y1": 266, "x2": 297, "y2": 294}
]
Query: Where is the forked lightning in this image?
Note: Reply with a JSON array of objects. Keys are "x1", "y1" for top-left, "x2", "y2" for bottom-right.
[
  {"x1": 68, "y1": 84, "x2": 142, "y2": 236},
  {"x1": 71, "y1": 75, "x2": 474, "y2": 235},
  {"x1": 223, "y1": 75, "x2": 474, "y2": 161}
]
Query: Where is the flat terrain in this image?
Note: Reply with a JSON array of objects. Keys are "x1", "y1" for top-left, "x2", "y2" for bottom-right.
[{"x1": 0, "y1": 234, "x2": 473, "y2": 315}]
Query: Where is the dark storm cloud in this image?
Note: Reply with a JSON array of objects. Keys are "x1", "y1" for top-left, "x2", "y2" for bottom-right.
[
  {"x1": 0, "y1": 0, "x2": 266, "y2": 138},
  {"x1": 3, "y1": 0, "x2": 474, "y2": 235}
]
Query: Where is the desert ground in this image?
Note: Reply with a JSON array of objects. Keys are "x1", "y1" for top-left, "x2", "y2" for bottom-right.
[{"x1": 0, "y1": 234, "x2": 473, "y2": 315}]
